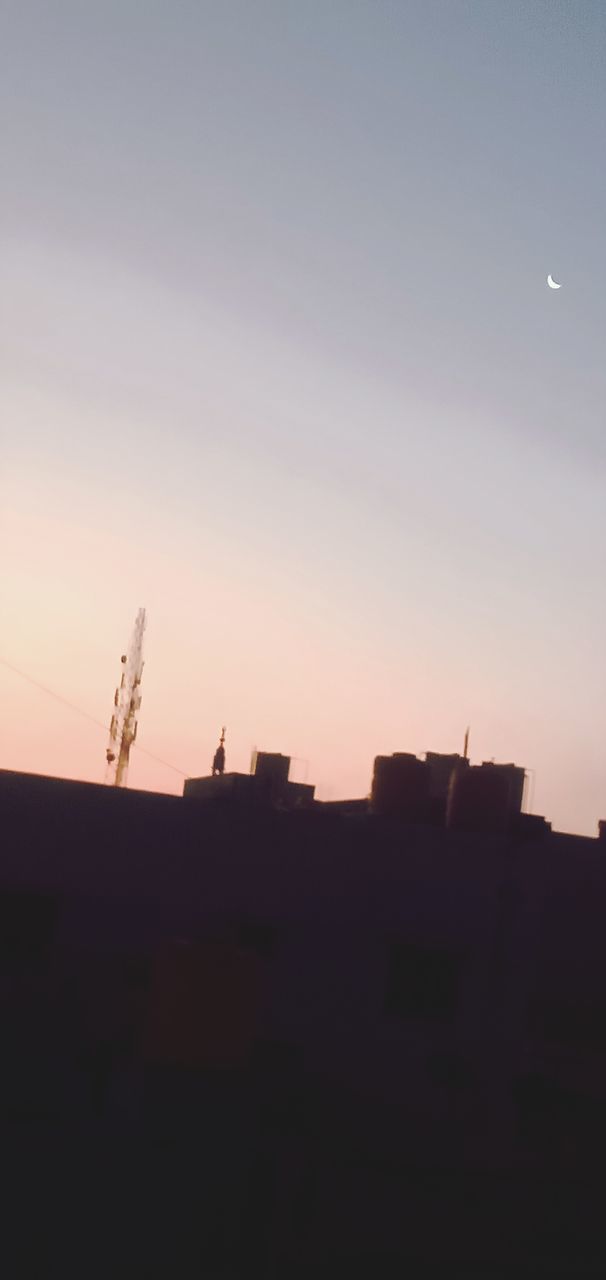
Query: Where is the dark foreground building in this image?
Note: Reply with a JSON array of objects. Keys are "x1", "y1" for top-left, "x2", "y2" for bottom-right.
[{"x1": 1, "y1": 760, "x2": 606, "y2": 1277}]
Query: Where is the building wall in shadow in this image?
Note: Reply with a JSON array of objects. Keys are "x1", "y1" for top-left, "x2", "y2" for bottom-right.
[{"x1": 1, "y1": 766, "x2": 606, "y2": 1275}]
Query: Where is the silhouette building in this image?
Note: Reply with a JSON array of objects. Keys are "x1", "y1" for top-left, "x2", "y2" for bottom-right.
[
  {"x1": 185, "y1": 749, "x2": 315, "y2": 810},
  {"x1": 1, "y1": 749, "x2": 605, "y2": 1275}
]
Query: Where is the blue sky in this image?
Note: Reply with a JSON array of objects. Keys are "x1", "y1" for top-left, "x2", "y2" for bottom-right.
[{"x1": 1, "y1": 1, "x2": 605, "y2": 832}]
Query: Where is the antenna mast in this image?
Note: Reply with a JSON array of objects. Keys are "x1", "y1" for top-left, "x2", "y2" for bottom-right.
[
  {"x1": 212, "y1": 726, "x2": 226, "y2": 775},
  {"x1": 105, "y1": 608, "x2": 146, "y2": 788}
]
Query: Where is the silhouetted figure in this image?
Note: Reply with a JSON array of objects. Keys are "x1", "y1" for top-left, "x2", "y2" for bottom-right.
[{"x1": 212, "y1": 727, "x2": 226, "y2": 775}]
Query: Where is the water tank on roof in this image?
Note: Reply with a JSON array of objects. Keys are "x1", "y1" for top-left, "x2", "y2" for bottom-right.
[
  {"x1": 370, "y1": 753, "x2": 429, "y2": 819},
  {"x1": 446, "y1": 763, "x2": 510, "y2": 833},
  {"x1": 425, "y1": 752, "x2": 466, "y2": 801},
  {"x1": 482, "y1": 762, "x2": 525, "y2": 815},
  {"x1": 253, "y1": 752, "x2": 290, "y2": 791}
]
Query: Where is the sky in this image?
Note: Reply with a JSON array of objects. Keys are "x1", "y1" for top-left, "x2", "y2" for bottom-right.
[{"x1": 1, "y1": 0, "x2": 605, "y2": 833}]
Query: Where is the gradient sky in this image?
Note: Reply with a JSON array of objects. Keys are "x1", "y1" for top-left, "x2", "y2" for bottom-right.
[{"x1": 1, "y1": 0, "x2": 605, "y2": 833}]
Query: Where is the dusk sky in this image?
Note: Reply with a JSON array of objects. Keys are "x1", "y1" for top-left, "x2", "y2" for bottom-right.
[{"x1": 2, "y1": 1, "x2": 605, "y2": 833}]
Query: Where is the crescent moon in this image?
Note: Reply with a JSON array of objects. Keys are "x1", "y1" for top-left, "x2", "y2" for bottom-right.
[{"x1": 547, "y1": 274, "x2": 561, "y2": 289}]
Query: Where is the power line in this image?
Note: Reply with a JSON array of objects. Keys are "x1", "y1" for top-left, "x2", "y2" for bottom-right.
[{"x1": 0, "y1": 655, "x2": 189, "y2": 779}]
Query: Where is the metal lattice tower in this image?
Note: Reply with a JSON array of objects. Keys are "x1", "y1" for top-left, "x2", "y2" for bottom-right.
[{"x1": 105, "y1": 608, "x2": 146, "y2": 787}]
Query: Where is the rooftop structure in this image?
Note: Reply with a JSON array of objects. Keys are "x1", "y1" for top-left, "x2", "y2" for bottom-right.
[{"x1": 184, "y1": 749, "x2": 315, "y2": 810}]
